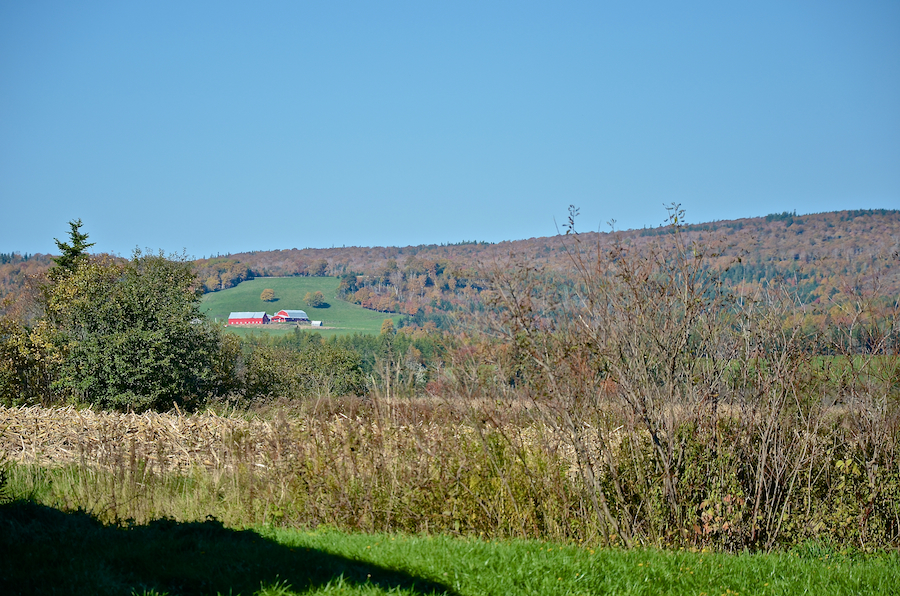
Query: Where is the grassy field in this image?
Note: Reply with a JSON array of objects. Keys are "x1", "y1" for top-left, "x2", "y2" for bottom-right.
[
  {"x1": 200, "y1": 277, "x2": 400, "y2": 337},
  {"x1": 1, "y1": 499, "x2": 897, "y2": 596}
]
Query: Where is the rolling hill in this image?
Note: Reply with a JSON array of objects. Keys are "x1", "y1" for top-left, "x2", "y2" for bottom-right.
[
  {"x1": 4, "y1": 209, "x2": 898, "y2": 326},
  {"x1": 200, "y1": 276, "x2": 400, "y2": 337}
]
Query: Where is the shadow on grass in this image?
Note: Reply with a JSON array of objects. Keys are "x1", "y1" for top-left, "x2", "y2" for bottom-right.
[{"x1": 0, "y1": 501, "x2": 456, "y2": 596}]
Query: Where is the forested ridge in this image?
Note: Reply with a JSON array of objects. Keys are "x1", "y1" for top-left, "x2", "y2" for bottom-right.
[
  {"x1": 3, "y1": 209, "x2": 897, "y2": 323},
  {"x1": 163, "y1": 207, "x2": 900, "y2": 334},
  {"x1": 226, "y1": 208, "x2": 900, "y2": 276}
]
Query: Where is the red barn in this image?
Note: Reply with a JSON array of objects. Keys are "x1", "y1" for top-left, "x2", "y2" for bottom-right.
[
  {"x1": 227, "y1": 311, "x2": 270, "y2": 325},
  {"x1": 270, "y1": 309, "x2": 309, "y2": 323}
]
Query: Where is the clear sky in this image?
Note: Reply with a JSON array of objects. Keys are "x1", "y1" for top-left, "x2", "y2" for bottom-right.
[{"x1": 2, "y1": 1, "x2": 898, "y2": 258}]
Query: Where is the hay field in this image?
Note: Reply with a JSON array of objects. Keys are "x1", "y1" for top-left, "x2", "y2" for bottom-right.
[{"x1": 0, "y1": 405, "x2": 275, "y2": 473}]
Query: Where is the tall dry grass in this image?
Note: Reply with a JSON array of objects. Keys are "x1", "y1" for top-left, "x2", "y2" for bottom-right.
[
  {"x1": 0, "y1": 399, "x2": 585, "y2": 541},
  {"x1": 3, "y1": 361, "x2": 899, "y2": 552}
]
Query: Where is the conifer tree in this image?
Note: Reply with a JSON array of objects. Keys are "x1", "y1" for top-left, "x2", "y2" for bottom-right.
[{"x1": 52, "y1": 219, "x2": 95, "y2": 271}]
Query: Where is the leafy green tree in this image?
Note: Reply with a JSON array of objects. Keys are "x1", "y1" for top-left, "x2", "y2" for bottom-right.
[
  {"x1": 337, "y1": 273, "x2": 359, "y2": 295},
  {"x1": 0, "y1": 316, "x2": 55, "y2": 406},
  {"x1": 52, "y1": 219, "x2": 95, "y2": 272},
  {"x1": 260, "y1": 288, "x2": 275, "y2": 302},
  {"x1": 304, "y1": 291, "x2": 325, "y2": 308},
  {"x1": 37, "y1": 249, "x2": 237, "y2": 411},
  {"x1": 298, "y1": 343, "x2": 365, "y2": 396}
]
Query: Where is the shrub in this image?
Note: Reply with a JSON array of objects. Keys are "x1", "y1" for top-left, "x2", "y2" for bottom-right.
[{"x1": 5, "y1": 248, "x2": 239, "y2": 412}]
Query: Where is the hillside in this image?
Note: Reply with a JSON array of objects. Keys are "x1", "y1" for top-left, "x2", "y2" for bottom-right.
[
  {"x1": 198, "y1": 209, "x2": 900, "y2": 326},
  {"x1": 213, "y1": 208, "x2": 900, "y2": 280},
  {"x1": 4, "y1": 209, "x2": 898, "y2": 322},
  {"x1": 200, "y1": 276, "x2": 401, "y2": 337}
]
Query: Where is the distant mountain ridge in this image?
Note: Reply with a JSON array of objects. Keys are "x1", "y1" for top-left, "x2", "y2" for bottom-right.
[
  {"x1": 189, "y1": 209, "x2": 900, "y2": 325},
  {"x1": 3, "y1": 210, "x2": 899, "y2": 316},
  {"x1": 208, "y1": 208, "x2": 900, "y2": 281}
]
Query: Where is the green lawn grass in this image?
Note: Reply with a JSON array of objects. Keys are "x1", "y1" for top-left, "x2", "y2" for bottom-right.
[
  {"x1": 200, "y1": 277, "x2": 400, "y2": 337},
  {"x1": 1, "y1": 499, "x2": 897, "y2": 596}
]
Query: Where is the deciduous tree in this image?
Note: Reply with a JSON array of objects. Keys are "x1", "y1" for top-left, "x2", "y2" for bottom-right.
[
  {"x1": 312, "y1": 259, "x2": 328, "y2": 276},
  {"x1": 380, "y1": 319, "x2": 395, "y2": 335},
  {"x1": 304, "y1": 291, "x2": 325, "y2": 308},
  {"x1": 34, "y1": 247, "x2": 238, "y2": 411}
]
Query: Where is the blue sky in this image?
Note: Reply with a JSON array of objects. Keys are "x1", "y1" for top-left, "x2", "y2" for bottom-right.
[{"x1": 2, "y1": 1, "x2": 898, "y2": 257}]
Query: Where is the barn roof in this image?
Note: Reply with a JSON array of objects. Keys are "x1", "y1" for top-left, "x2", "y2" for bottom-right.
[
  {"x1": 276, "y1": 310, "x2": 309, "y2": 319},
  {"x1": 228, "y1": 312, "x2": 268, "y2": 319}
]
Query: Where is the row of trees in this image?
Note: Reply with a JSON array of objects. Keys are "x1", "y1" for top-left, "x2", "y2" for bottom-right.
[
  {"x1": 238, "y1": 320, "x2": 443, "y2": 403},
  {"x1": 195, "y1": 257, "x2": 254, "y2": 293},
  {"x1": 260, "y1": 288, "x2": 328, "y2": 308}
]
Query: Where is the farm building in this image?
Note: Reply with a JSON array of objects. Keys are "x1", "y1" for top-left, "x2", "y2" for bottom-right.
[
  {"x1": 227, "y1": 312, "x2": 270, "y2": 325},
  {"x1": 270, "y1": 309, "x2": 309, "y2": 323}
]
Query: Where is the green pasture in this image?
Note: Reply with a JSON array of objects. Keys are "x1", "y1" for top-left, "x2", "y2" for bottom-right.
[
  {"x1": 2, "y1": 499, "x2": 896, "y2": 596},
  {"x1": 200, "y1": 277, "x2": 400, "y2": 337}
]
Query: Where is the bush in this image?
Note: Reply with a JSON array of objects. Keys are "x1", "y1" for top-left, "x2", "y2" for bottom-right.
[
  {"x1": 243, "y1": 343, "x2": 365, "y2": 403},
  {"x1": 8, "y1": 249, "x2": 239, "y2": 412},
  {"x1": 464, "y1": 205, "x2": 900, "y2": 550}
]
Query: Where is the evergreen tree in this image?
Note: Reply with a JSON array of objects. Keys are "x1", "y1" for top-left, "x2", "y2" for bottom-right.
[{"x1": 52, "y1": 219, "x2": 95, "y2": 271}]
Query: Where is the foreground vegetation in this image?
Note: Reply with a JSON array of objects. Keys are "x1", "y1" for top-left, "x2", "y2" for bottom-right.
[
  {"x1": 2, "y1": 496, "x2": 897, "y2": 595},
  {"x1": 2, "y1": 210, "x2": 898, "y2": 578},
  {"x1": 3, "y1": 377, "x2": 899, "y2": 552}
]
